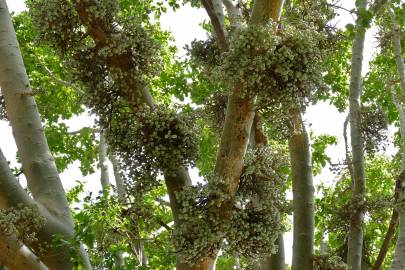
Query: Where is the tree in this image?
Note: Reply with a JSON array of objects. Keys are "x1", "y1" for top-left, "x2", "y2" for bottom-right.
[
  {"x1": 5, "y1": 0, "x2": 402, "y2": 269},
  {"x1": 347, "y1": 1, "x2": 368, "y2": 269}
]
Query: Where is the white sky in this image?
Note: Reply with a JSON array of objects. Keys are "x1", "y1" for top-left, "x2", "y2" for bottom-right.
[{"x1": 1, "y1": 0, "x2": 393, "y2": 266}]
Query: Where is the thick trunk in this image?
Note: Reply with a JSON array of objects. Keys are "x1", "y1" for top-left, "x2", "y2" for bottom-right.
[
  {"x1": 0, "y1": 2, "x2": 74, "y2": 269},
  {"x1": 0, "y1": 1, "x2": 72, "y2": 226},
  {"x1": 214, "y1": 91, "x2": 256, "y2": 195},
  {"x1": 289, "y1": 110, "x2": 314, "y2": 270},
  {"x1": 0, "y1": 150, "x2": 50, "y2": 270},
  {"x1": 391, "y1": 203, "x2": 405, "y2": 270},
  {"x1": 250, "y1": 0, "x2": 284, "y2": 24},
  {"x1": 0, "y1": 149, "x2": 74, "y2": 270},
  {"x1": 390, "y1": 9, "x2": 405, "y2": 97},
  {"x1": 389, "y1": 9, "x2": 405, "y2": 269},
  {"x1": 260, "y1": 234, "x2": 286, "y2": 270},
  {"x1": 347, "y1": 1, "x2": 367, "y2": 269}
]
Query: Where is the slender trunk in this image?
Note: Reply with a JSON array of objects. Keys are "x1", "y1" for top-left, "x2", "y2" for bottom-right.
[
  {"x1": 389, "y1": 9, "x2": 405, "y2": 269},
  {"x1": 109, "y1": 153, "x2": 126, "y2": 204},
  {"x1": 78, "y1": 244, "x2": 92, "y2": 270},
  {"x1": 373, "y1": 210, "x2": 399, "y2": 270},
  {"x1": 289, "y1": 110, "x2": 314, "y2": 270},
  {"x1": 98, "y1": 132, "x2": 110, "y2": 193},
  {"x1": 0, "y1": 2, "x2": 74, "y2": 269},
  {"x1": 343, "y1": 114, "x2": 354, "y2": 181},
  {"x1": 347, "y1": 1, "x2": 367, "y2": 269}
]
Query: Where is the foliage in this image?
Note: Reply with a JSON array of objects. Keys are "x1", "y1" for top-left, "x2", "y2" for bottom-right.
[
  {"x1": 3, "y1": 0, "x2": 404, "y2": 269},
  {"x1": 316, "y1": 155, "x2": 399, "y2": 268},
  {"x1": 312, "y1": 134, "x2": 338, "y2": 175}
]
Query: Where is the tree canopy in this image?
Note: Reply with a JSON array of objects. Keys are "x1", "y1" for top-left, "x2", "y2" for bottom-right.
[{"x1": 0, "y1": 0, "x2": 405, "y2": 270}]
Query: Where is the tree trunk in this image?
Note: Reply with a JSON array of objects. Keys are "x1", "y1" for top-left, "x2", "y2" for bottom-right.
[
  {"x1": 176, "y1": 257, "x2": 216, "y2": 270},
  {"x1": 289, "y1": 110, "x2": 314, "y2": 270},
  {"x1": 0, "y1": 1, "x2": 74, "y2": 269},
  {"x1": 389, "y1": 7, "x2": 405, "y2": 270},
  {"x1": 98, "y1": 132, "x2": 110, "y2": 193},
  {"x1": 347, "y1": 1, "x2": 367, "y2": 269}
]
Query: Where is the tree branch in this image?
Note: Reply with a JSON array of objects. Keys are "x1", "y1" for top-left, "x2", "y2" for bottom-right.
[
  {"x1": 31, "y1": 51, "x2": 85, "y2": 95},
  {"x1": 250, "y1": 0, "x2": 285, "y2": 25},
  {"x1": 200, "y1": 0, "x2": 229, "y2": 51},
  {"x1": 222, "y1": 0, "x2": 242, "y2": 30}
]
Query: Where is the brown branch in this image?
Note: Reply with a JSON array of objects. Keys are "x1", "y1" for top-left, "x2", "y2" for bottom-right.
[{"x1": 372, "y1": 209, "x2": 398, "y2": 270}]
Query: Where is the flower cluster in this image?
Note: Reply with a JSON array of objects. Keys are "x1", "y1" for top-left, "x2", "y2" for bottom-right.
[
  {"x1": 105, "y1": 106, "x2": 199, "y2": 192},
  {"x1": 28, "y1": 0, "x2": 197, "y2": 193},
  {"x1": 360, "y1": 105, "x2": 388, "y2": 154},
  {"x1": 173, "y1": 145, "x2": 288, "y2": 264},
  {"x1": 312, "y1": 254, "x2": 348, "y2": 270},
  {"x1": 0, "y1": 205, "x2": 45, "y2": 244}
]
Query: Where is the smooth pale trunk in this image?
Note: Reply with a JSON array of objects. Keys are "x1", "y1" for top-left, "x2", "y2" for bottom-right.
[
  {"x1": 98, "y1": 132, "x2": 110, "y2": 193},
  {"x1": 0, "y1": 1, "x2": 75, "y2": 269},
  {"x1": 347, "y1": 1, "x2": 367, "y2": 269},
  {"x1": 289, "y1": 110, "x2": 314, "y2": 270}
]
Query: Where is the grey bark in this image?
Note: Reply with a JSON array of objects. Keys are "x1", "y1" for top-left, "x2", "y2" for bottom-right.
[
  {"x1": 347, "y1": 1, "x2": 367, "y2": 269},
  {"x1": 0, "y1": 0, "x2": 72, "y2": 228},
  {"x1": 222, "y1": 0, "x2": 242, "y2": 30},
  {"x1": 389, "y1": 7, "x2": 405, "y2": 270},
  {"x1": 98, "y1": 132, "x2": 110, "y2": 193},
  {"x1": 109, "y1": 153, "x2": 126, "y2": 204},
  {"x1": 0, "y1": 2, "x2": 76, "y2": 269},
  {"x1": 289, "y1": 110, "x2": 314, "y2": 270}
]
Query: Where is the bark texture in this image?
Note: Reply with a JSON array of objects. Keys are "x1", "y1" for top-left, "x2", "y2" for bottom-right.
[{"x1": 289, "y1": 110, "x2": 314, "y2": 270}]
